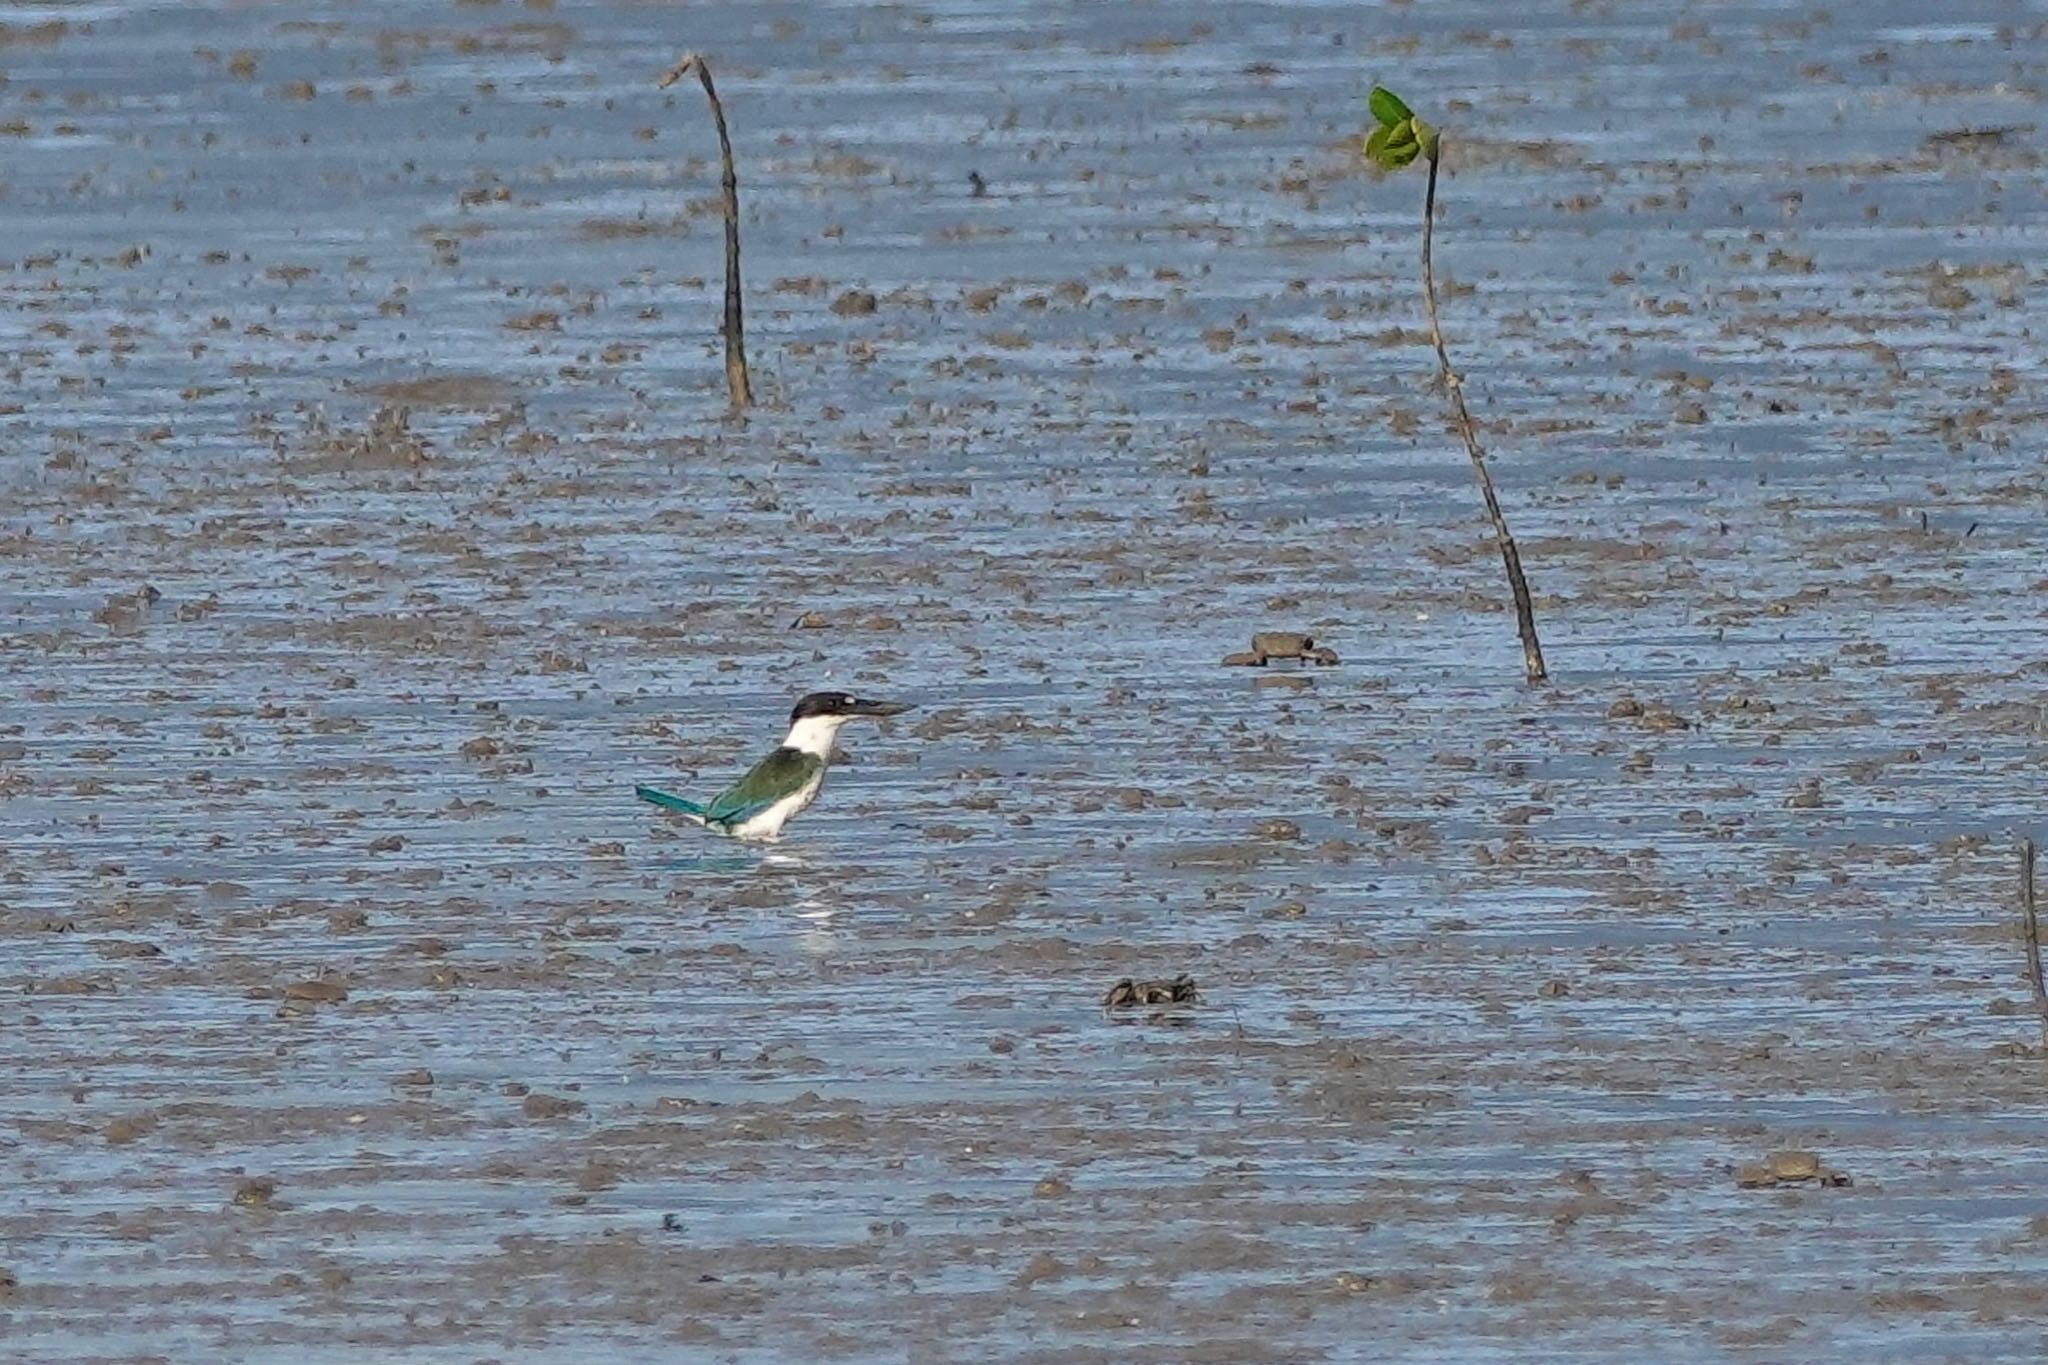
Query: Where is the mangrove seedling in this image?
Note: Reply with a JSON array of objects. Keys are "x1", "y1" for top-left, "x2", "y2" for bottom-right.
[{"x1": 1366, "y1": 85, "x2": 1547, "y2": 685}]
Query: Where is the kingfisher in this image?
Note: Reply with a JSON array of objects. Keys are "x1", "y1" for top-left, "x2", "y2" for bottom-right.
[{"x1": 635, "y1": 690, "x2": 913, "y2": 840}]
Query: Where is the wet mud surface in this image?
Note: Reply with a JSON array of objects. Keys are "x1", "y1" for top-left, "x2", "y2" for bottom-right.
[{"x1": 5, "y1": 1, "x2": 2048, "y2": 1359}]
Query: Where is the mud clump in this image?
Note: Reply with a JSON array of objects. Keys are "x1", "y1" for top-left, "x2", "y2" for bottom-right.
[
  {"x1": 1605, "y1": 696, "x2": 1689, "y2": 731},
  {"x1": 1103, "y1": 974, "x2": 1200, "y2": 1009},
  {"x1": 292, "y1": 405, "x2": 429, "y2": 473},
  {"x1": 522, "y1": 1092, "x2": 588, "y2": 1120},
  {"x1": 1225, "y1": 631, "x2": 1340, "y2": 667},
  {"x1": 1784, "y1": 779, "x2": 1825, "y2": 810},
  {"x1": 232, "y1": 1177, "x2": 278, "y2": 1208},
  {"x1": 102, "y1": 1112, "x2": 159, "y2": 1145},
  {"x1": 93, "y1": 584, "x2": 162, "y2": 633},
  {"x1": 1014, "y1": 1252, "x2": 1067, "y2": 1287},
  {"x1": 1253, "y1": 631, "x2": 1314, "y2": 657}
]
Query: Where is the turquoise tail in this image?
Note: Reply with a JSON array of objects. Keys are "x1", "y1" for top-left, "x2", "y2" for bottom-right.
[{"x1": 635, "y1": 785, "x2": 709, "y2": 818}]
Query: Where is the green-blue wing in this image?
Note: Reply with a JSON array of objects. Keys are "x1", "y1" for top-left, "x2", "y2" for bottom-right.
[{"x1": 704, "y1": 747, "x2": 820, "y2": 824}]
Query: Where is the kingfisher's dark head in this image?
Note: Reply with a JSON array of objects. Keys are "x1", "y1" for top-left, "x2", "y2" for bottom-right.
[{"x1": 790, "y1": 691, "x2": 913, "y2": 722}]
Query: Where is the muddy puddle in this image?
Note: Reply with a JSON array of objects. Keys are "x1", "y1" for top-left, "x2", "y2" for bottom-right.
[{"x1": 5, "y1": 0, "x2": 2048, "y2": 1359}]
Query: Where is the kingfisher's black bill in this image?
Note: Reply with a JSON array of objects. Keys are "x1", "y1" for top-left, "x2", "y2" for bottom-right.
[{"x1": 850, "y1": 698, "x2": 913, "y2": 717}]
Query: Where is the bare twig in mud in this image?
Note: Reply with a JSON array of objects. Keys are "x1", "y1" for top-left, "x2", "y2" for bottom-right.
[
  {"x1": 2021, "y1": 839, "x2": 2046, "y2": 1049},
  {"x1": 659, "y1": 53, "x2": 753, "y2": 409},
  {"x1": 1366, "y1": 87, "x2": 1548, "y2": 685}
]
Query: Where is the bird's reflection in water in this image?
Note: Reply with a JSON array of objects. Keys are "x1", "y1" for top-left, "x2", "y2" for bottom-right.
[
  {"x1": 792, "y1": 898, "x2": 840, "y2": 954},
  {"x1": 651, "y1": 853, "x2": 760, "y2": 875}
]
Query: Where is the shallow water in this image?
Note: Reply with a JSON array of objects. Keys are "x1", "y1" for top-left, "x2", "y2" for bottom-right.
[{"x1": 5, "y1": 0, "x2": 2048, "y2": 1360}]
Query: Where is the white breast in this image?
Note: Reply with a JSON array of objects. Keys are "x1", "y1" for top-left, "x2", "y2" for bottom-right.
[{"x1": 727, "y1": 768, "x2": 827, "y2": 841}]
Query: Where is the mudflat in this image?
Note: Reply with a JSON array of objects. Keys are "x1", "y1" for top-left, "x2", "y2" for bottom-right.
[{"x1": 4, "y1": 2, "x2": 2048, "y2": 1360}]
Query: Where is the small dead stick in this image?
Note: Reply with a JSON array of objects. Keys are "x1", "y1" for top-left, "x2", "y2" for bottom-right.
[
  {"x1": 658, "y1": 53, "x2": 753, "y2": 409},
  {"x1": 1418, "y1": 145, "x2": 1546, "y2": 685},
  {"x1": 2022, "y1": 838, "x2": 2046, "y2": 1049}
]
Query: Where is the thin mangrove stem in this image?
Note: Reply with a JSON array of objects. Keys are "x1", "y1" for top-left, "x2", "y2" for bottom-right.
[{"x1": 1420, "y1": 146, "x2": 1546, "y2": 686}]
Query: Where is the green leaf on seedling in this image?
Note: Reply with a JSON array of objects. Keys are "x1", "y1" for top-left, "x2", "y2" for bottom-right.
[
  {"x1": 1365, "y1": 113, "x2": 1436, "y2": 170},
  {"x1": 1363, "y1": 85, "x2": 1439, "y2": 169},
  {"x1": 1368, "y1": 85, "x2": 1413, "y2": 128}
]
